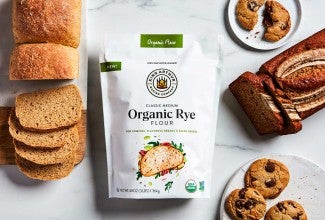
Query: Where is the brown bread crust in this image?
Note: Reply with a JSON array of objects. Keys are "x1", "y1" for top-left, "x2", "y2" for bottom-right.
[
  {"x1": 260, "y1": 28, "x2": 325, "y2": 75},
  {"x1": 12, "y1": 0, "x2": 81, "y2": 48},
  {"x1": 9, "y1": 43, "x2": 79, "y2": 80}
]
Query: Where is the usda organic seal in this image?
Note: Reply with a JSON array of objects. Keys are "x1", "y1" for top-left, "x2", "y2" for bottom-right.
[{"x1": 185, "y1": 179, "x2": 197, "y2": 193}]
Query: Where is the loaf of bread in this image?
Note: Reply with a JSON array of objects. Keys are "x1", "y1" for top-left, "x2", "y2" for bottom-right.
[
  {"x1": 12, "y1": 0, "x2": 81, "y2": 48},
  {"x1": 9, "y1": 43, "x2": 79, "y2": 80},
  {"x1": 229, "y1": 29, "x2": 324, "y2": 135},
  {"x1": 260, "y1": 28, "x2": 325, "y2": 119},
  {"x1": 14, "y1": 128, "x2": 78, "y2": 165},
  {"x1": 15, "y1": 84, "x2": 82, "y2": 131},
  {"x1": 16, "y1": 153, "x2": 75, "y2": 181}
]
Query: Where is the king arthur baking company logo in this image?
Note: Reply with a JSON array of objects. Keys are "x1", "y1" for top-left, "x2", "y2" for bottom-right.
[{"x1": 146, "y1": 68, "x2": 178, "y2": 98}]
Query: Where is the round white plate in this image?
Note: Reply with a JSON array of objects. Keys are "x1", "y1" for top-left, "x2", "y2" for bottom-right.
[
  {"x1": 220, "y1": 155, "x2": 325, "y2": 219},
  {"x1": 227, "y1": 0, "x2": 302, "y2": 50}
]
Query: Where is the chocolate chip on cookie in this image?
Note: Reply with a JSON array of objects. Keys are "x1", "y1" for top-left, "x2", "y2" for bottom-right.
[
  {"x1": 236, "y1": 0, "x2": 266, "y2": 30},
  {"x1": 244, "y1": 158, "x2": 290, "y2": 199},
  {"x1": 265, "y1": 200, "x2": 307, "y2": 220},
  {"x1": 225, "y1": 187, "x2": 266, "y2": 220},
  {"x1": 263, "y1": 0, "x2": 291, "y2": 42}
]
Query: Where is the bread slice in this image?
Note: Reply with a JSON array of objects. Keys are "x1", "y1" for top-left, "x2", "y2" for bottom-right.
[
  {"x1": 8, "y1": 111, "x2": 77, "y2": 148},
  {"x1": 229, "y1": 72, "x2": 286, "y2": 135},
  {"x1": 9, "y1": 43, "x2": 79, "y2": 80},
  {"x1": 15, "y1": 85, "x2": 82, "y2": 131},
  {"x1": 15, "y1": 153, "x2": 75, "y2": 181},
  {"x1": 257, "y1": 72, "x2": 302, "y2": 134},
  {"x1": 12, "y1": 0, "x2": 81, "y2": 48},
  {"x1": 14, "y1": 127, "x2": 78, "y2": 165},
  {"x1": 140, "y1": 145, "x2": 184, "y2": 177}
]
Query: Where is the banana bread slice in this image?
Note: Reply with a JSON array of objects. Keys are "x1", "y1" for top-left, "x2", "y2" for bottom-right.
[
  {"x1": 229, "y1": 72, "x2": 285, "y2": 135},
  {"x1": 257, "y1": 72, "x2": 302, "y2": 134}
]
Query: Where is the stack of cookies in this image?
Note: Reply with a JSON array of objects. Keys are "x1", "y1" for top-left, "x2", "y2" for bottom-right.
[
  {"x1": 8, "y1": 85, "x2": 83, "y2": 180},
  {"x1": 9, "y1": 0, "x2": 81, "y2": 80},
  {"x1": 225, "y1": 158, "x2": 308, "y2": 220}
]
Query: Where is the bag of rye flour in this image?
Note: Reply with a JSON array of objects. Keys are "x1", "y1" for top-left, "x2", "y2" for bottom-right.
[{"x1": 100, "y1": 33, "x2": 222, "y2": 198}]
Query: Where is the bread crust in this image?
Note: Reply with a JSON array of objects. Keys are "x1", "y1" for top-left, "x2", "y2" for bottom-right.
[
  {"x1": 12, "y1": 0, "x2": 81, "y2": 48},
  {"x1": 9, "y1": 43, "x2": 79, "y2": 80},
  {"x1": 260, "y1": 29, "x2": 325, "y2": 76}
]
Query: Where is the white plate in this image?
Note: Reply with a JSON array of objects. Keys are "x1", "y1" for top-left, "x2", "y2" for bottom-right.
[
  {"x1": 220, "y1": 155, "x2": 325, "y2": 219},
  {"x1": 227, "y1": 0, "x2": 302, "y2": 50}
]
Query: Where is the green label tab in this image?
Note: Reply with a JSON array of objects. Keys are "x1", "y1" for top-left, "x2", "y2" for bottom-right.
[
  {"x1": 140, "y1": 34, "x2": 183, "y2": 48},
  {"x1": 100, "y1": 62, "x2": 122, "y2": 72}
]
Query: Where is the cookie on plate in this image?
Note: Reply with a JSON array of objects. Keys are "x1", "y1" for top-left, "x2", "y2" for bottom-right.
[
  {"x1": 244, "y1": 158, "x2": 290, "y2": 199},
  {"x1": 265, "y1": 200, "x2": 307, "y2": 220},
  {"x1": 225, "y1": 187, "x2": 266, "y2": 220},
  {"x1": 236, "y1": 0, "x2": 265, "y2": 30},
  {"x1": 263, "y1": 0, "x2": 291, "y2": 42}
]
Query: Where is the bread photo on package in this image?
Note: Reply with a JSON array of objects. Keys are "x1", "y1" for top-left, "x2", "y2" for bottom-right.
[
  {"x1": 9, "y1": 43, "x2": 79, "y2": 80},
  {"x1": 138, "y1": 141, "x2": 186, "y2": 178},
  {"x1": 12, "y1": 0, "x2": 81, "y2": 48},
  {"x1": 14, "y1": 84, "x2": 82, "y2": 131}
]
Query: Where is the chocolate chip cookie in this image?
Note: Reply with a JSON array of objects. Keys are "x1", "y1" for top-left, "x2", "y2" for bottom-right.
[
  {"x1": 265, "y1": 200, "x2": 308, "y2": 220},
  {"x1": 225, "y1": 187, "x2": 266, "y2": 220},
  {"x1": 244, "y1": 158, "x2": 290, "y2": 199},
  {"x1": 263, "y1": 0, "x2": 291, "y2": 42},
  {"x1": 236, "y1": 0, "x2": 266, "y2": 30}
]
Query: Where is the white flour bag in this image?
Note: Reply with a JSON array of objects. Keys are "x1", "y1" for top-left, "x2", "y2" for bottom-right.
[{"x1": 100, "y1": 34, "x2": 222, "y2": 198}]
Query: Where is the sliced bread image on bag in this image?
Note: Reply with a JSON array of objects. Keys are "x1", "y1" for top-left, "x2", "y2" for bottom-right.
[{"x1": 139, "y1": 144, "x2": 185, "y2": 177}]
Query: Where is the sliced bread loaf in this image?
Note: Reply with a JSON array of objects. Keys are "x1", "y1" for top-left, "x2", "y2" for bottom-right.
[
  {"x1": 14, "y1": 127, "x2": 78, "y2": 165},
  {"x1": 9, "y1": 111, "x2": 78, "y2": 148},
  {"x1": 15, "y1": 84, "x2": 82, "y2": 131},
  {"x1": 15, "y1": 153, "x2": 75, "y2": 181}
]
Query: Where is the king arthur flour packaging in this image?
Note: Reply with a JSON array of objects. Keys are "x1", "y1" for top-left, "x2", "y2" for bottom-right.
[{"x1": 100, "y1": 34, "x2": 222, "y2": 198}]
